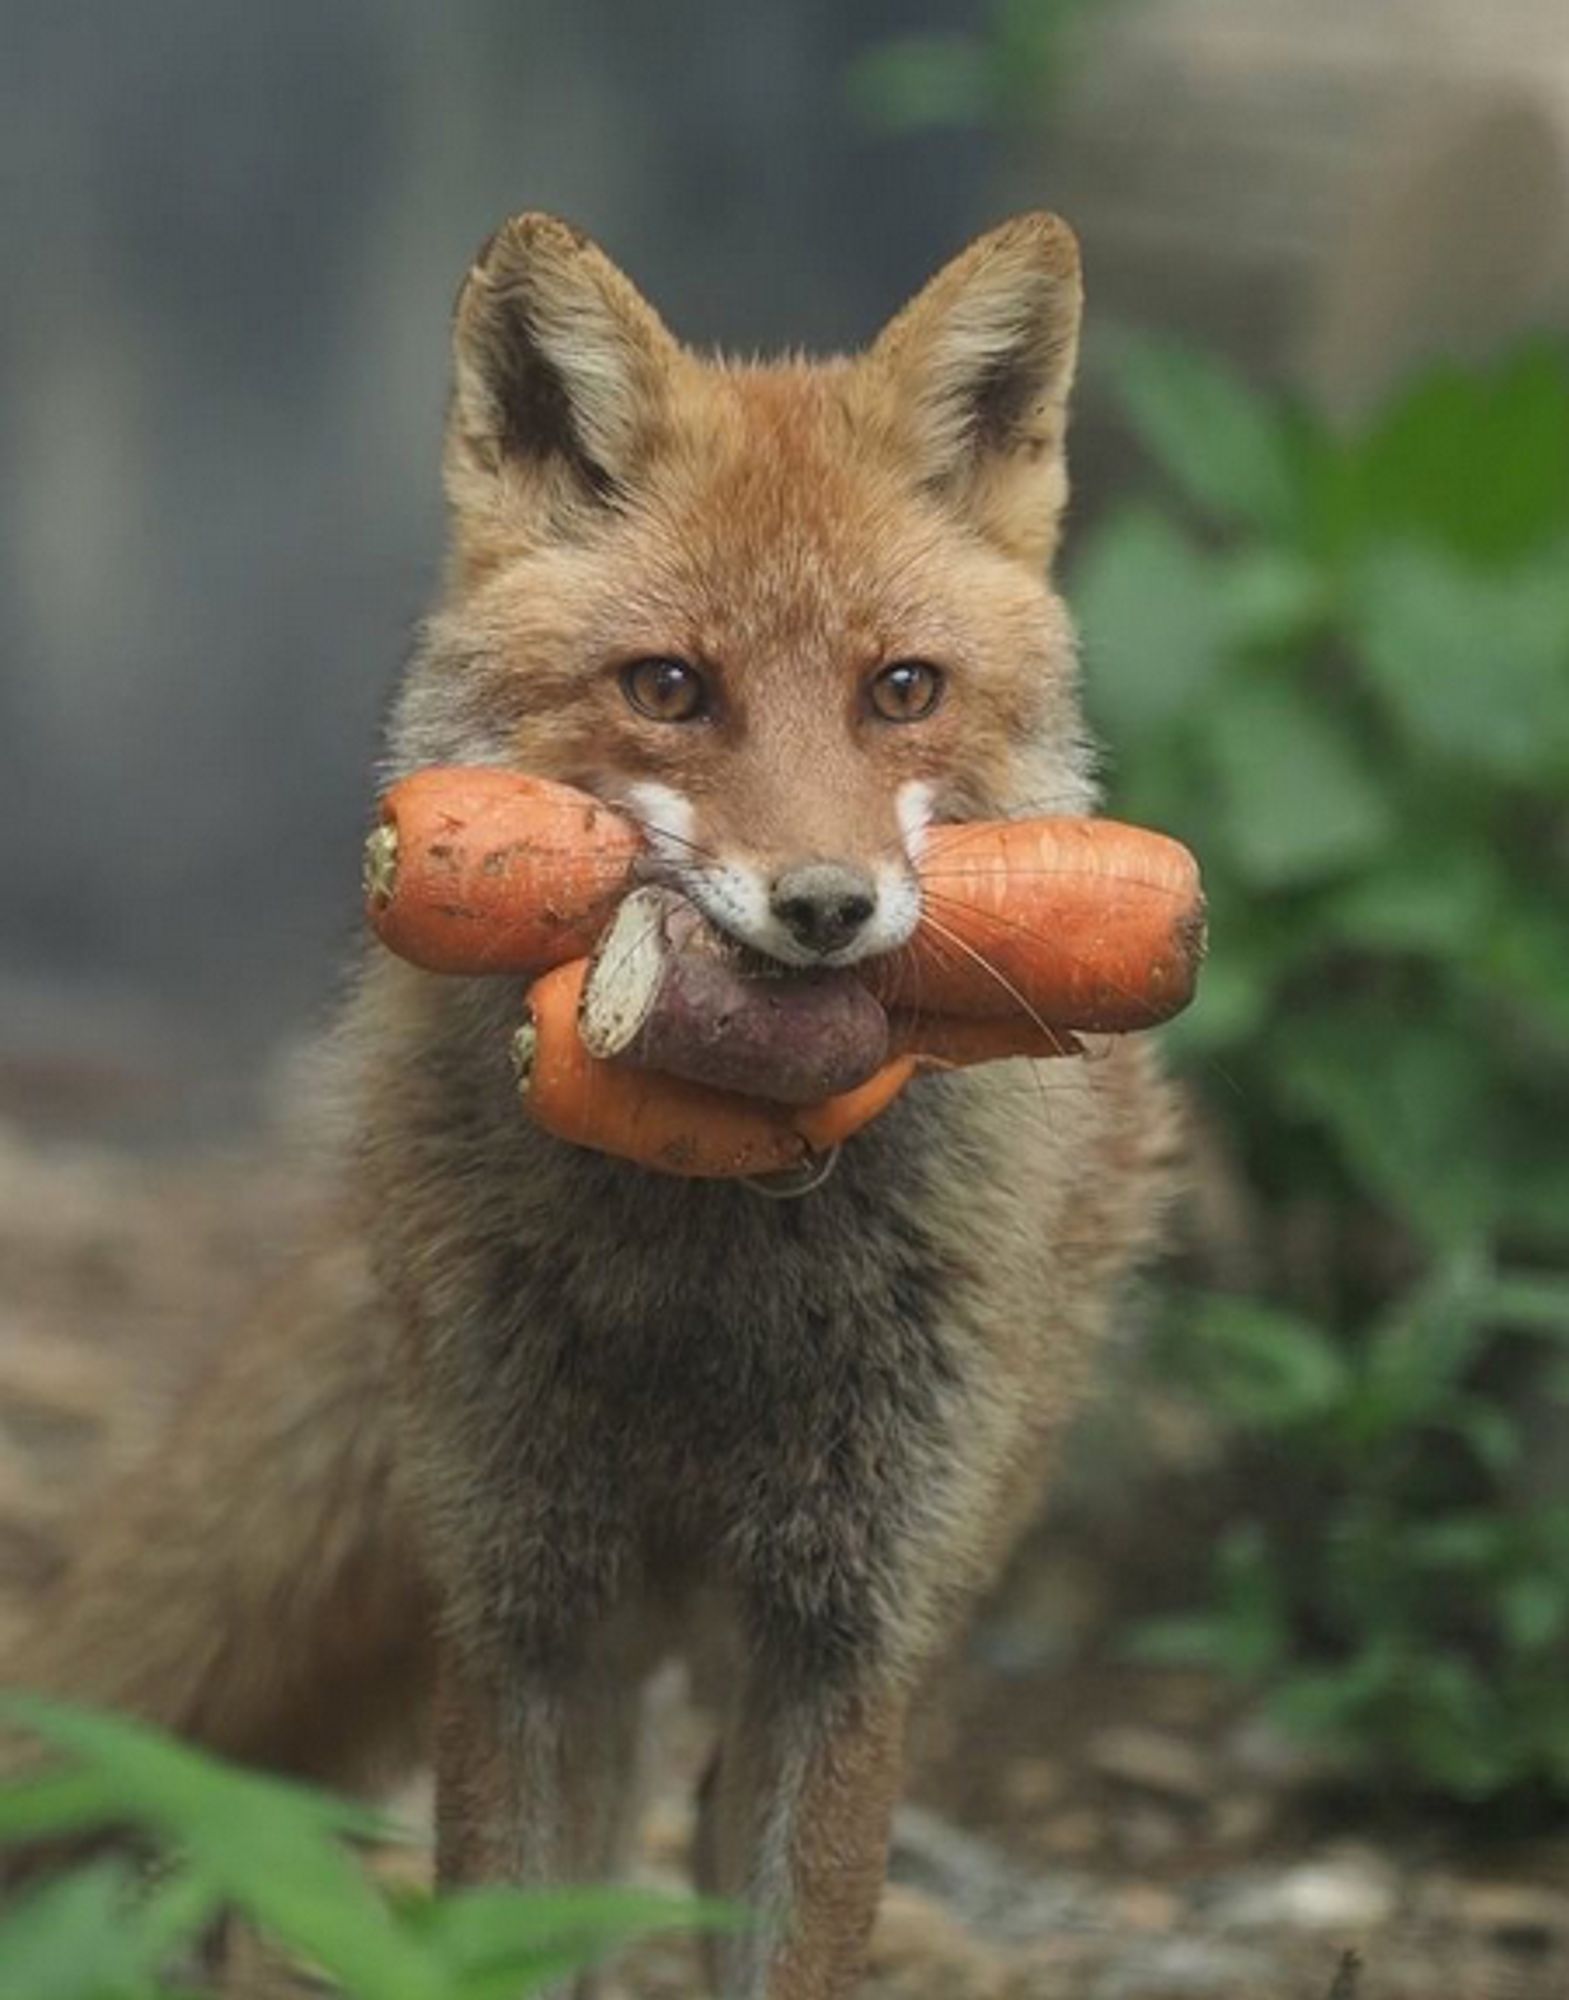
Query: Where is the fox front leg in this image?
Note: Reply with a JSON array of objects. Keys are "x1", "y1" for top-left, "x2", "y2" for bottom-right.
[
  {"x1": 433, "y1": 1621, "x2": 662, "y2": 2000},
  {"x1": 695, "y1": 1676, "x2": 906, "y2": 2000}
]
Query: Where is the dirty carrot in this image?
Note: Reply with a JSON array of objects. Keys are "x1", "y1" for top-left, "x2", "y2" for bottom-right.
[
  {"x1": 885, "y1": 1013, "x2": 1082, "y2": 1067},
  {"x1": 369, "y1": 767, "x2": 1204, "y2": 1036},
  {"x1": 516, "y1": 959, "x2": 916, "y2": 1178},
  {"x1": 792, "y1": 1057, "x2": 919, "y2": 1152},
  {"x1": 869, "y1": 816, "x2": 1204, "y2": 1032},
  {"x1": 366, "y1": 766, "x2": 640, "y2": 975}
]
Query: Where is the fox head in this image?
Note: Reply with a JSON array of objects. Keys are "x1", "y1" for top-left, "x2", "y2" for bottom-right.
[{"x1": 394, "y1": 211, "x2": 1094, "y2": 967}]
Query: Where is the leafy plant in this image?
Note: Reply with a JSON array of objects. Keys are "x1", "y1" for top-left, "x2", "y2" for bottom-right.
[
  {"x1": 0, "y1": 1697, "x2": 734, "y2": 1999},
  {"x1": 1076, "y1": 333, "x2": 1569, "y2": 1800},
  {"x1": 845, "y1": 0, "x2": 1142, "y2": 136}
]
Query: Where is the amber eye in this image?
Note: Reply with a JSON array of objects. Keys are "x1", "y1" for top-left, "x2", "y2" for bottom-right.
[
  {"x1": 868, "y1": 660, "x2": 945, "y2": 722},
  {"x1": 621, "y1": 656, "x2": 710, "y2": 723}
]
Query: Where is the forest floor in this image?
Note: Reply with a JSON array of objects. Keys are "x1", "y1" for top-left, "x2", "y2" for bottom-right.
[{"x1": 2, "y1": 1043, "x2": 1566, "y2": 2000}]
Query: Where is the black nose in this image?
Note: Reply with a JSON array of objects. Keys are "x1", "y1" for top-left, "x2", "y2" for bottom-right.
[{"x1": 770, "y1": 862, "x2": 878, "y2": 955}]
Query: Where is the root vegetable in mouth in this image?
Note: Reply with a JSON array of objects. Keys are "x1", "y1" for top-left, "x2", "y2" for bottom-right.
[
  {"x1": 366, "y1": 766, "x2": 1204, "y2": 1175},
  {"x1": 516, "y1": 936, "x2": 1088, "y2": 1168},
  {"x1": 516, "y1": 958, "x2": 917, "y2": 1179},
  {"x1": 579, "y1": 888, "x2": 891, "y2": 1105}
]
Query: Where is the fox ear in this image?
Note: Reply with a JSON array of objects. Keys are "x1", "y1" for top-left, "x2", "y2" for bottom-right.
[
  {"x1": 867, "y1": 213, "x2": 1082, "y2": 567},
  {"x1": 447, "y1": 213, "x2": 680, "y2": 529}
]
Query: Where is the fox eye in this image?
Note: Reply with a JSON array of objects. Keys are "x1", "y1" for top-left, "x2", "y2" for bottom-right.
[
  {"x1": 621, "y1": 656, "x2": 709, "y2": 723},
  {"x1": 869, "y1": 660, "x2": 945, "y2": 722}
]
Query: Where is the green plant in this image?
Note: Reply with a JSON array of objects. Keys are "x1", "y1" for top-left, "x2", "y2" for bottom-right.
[
  {"x1": 0, "y1": 1698, "x2": 734, "y2": 1999},
  {"x1": 1074, "y1": 333, "x2": 1569, "y2": 1801},
  {"x1": 844, "y1": 0, "x2": 1140, "y2": 136}
]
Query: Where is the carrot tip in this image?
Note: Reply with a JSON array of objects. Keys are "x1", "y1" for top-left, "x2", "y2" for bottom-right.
[
  {"x1": 510, "y1": 1021, "x2": 538, "y2": 1088},
  {"x1": 363, "y1": 823, "x2": 399, "y2": 906}
]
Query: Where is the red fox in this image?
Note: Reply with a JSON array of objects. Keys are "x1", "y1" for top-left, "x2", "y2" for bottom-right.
[{"x1": 7, "y1": 213, "x2": 1180, "y2": 1998}]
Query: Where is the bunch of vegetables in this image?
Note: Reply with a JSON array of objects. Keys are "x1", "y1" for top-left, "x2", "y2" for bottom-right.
[{"x1": 365, "y1": 767, "x2": 1204, "y2": 1178}]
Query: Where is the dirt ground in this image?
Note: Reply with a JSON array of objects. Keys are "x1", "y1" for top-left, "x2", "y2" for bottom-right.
[{"x1": 3, "y1": 1052, "x2": 1567, "y2": 2000}]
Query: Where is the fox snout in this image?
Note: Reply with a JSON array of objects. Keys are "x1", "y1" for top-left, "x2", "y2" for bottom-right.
[
  {"x1": 686, "y1": 848, "x2": 919, "y2": 969},
  {"x1": 769, "y1": 862, "x2": 878, "y2": 956},
  {"x1": 620, "y1": 779, "x2": 926, "y2": 969}
]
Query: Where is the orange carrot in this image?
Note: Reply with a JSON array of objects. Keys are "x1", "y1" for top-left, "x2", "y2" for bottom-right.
[
  {"x1": 515, "y1": 960, "x2": 918, "y2": 1179},
  {"x1": 793, "y1": 1058, "x2": 920, "y2": 1152},
  {"x1": 369, "y1": 768, "x2": 1204, "y2": 1036},
  {"x1": 869, "y1": 817, "x2": 1204, "y2": 1032},
  {"x1": 366, "y1": 767, "x2": 640, "y2": 975},
  {"x1": 885, "y1": 1013, "x2": 1082, "y2": 1067}
]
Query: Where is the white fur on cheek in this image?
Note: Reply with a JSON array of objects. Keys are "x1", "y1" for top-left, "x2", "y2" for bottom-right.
[
  {"x1": 845, "y1": 779, "x2": 929, "y2": 961},
  {"x1": 866, "y1": 862, "x2": 921, "y2": 958},
  {"x1": 624, "y1": 781, "x2": 697, "y2": 865},
  {"x1": 897, "y1": 780, "x2": 934, "y2": 861}
]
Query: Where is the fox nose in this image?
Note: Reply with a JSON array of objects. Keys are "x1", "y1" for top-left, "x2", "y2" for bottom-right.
[{"x1": 770, "y1": 863, "x2": 878, "y2": 955}]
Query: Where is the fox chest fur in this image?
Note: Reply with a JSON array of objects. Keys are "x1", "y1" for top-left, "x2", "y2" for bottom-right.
[{"x1": 348, "y1": 957, "x2": 1173, "y2": 1686}]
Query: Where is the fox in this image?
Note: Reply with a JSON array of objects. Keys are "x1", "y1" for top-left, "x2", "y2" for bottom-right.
[{"x1": 5, "y1": 212, "x2": 1180, "y2": 1998}]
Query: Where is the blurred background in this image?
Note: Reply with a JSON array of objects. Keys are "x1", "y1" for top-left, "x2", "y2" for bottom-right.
[{"x1": 4, "y1": 4, "x2": 1569, "y2": 1994}]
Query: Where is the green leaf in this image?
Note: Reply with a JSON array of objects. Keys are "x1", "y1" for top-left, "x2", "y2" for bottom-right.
[
  {"x1": 1350, "y1": 542, "x2": 1569, "y2": 783},
  {"x1": 1275, "y1": 1017, "x2": 1499, "y2": 1240},
  {"x1": 1266, "y1": 1650, "x2": 1395, "y2": 1742},
  {"x1": 418, "y1": 1885, "x2": 741, "y2": 2000},
  {"x1": 1131, "y1": 1524, "x2": 1294, "y2": 1684},
  {"x1": 1072, "y1": 509, "x2": 1230, "y2": 737},
  {"x1": 1185, "y1": 1296, "x2": 1351, "y2": 1429},
  {"x1": 129, "y1": 1866, "x2": 224, "y2": 1974},
  {"x1": 1479, "y1": 890, "x2": 1569, "y2": 1040},
  {"x1": 1201, "y1": 674, "x2": 1393, "y2": 886},
  {"x1": 1488, "y1": 1270, "x2": 1569, "y2": 1336},
  {"x1": 0, "y1": 1698, "x2": 389, "y2": 1845},
  {"x1": 1104, "y1": 332, "x2": 1300, "y2": 531},
  {"x1": 1123, "y1": 1613, "x2": 1236, "y2": 1672},
  {"x1": 842, "y1": 35, "x2": 992, "y2": 133},
  {"x1": 1437, "y1": 1398, "x2": 1521, "y2": 1477},
  {"x1": 1, "y1": 1699, "x2": 436, "y2": 2000},
  {"x1": 0, "y1": 1766, "x2": 122, "y2": 1845},
  {"x1": 989, "y1": 0, "x2": 1138, "y2": 118},
  {"x1": 1502, "y1": 1143, "x2": 1569, "y2": 1243},
  {"x1": 1208, "y1": 1523, "x2": 1291, "y2": 1678},
  {"x1": 0, "y1": 1861, "x2": 164, "y2": 2000},
  {"x1": 1344, "y1": 1255, "x2": 1498, "y2": 1453},
  {"x1": 1213, "y1": 546, "x2": 1327, "y2": 650},
  {"x1": 1327, "y1": 838, "x2": 1501, "y2": 958},
  {"x1": 1352, "y1": 344, "x2": 1569, "y2": 561},
  {"x1": 1499, "y1": 1575, "x2": 1568, "y2": 1655},
  {"x1": 1403, "y1": 1513, "x2": 1510, "y2": 1574},
  {"x1": 1394, "y1": 1653, "x2": 1515, "y2": 1799}
]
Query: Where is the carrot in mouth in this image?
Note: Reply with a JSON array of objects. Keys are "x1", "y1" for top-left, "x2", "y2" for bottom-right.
[{"x1": 367, "y1": 767, "x2": 1204, "y2": 1035}]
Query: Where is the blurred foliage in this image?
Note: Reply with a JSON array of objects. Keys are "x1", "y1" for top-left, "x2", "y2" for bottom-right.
[
  {"x1": 845, "y1": 0, "x2": 1141, "y2": 134},
  {"x1": 1074, "y1": 334, "x2": 1569, "y2": 1802},
  {"x1": 0, "y1": 1698, "x2": 732, "y2": 1999}
]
